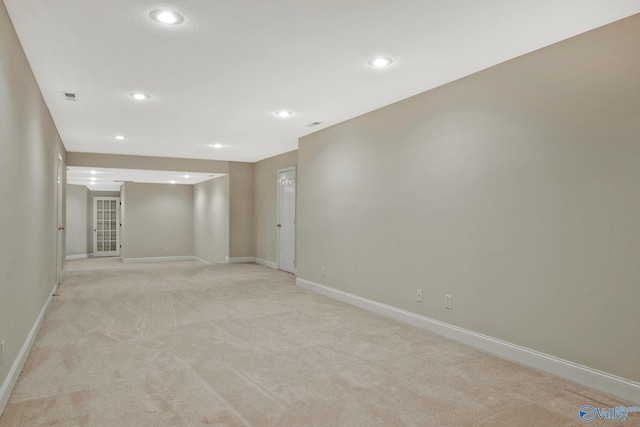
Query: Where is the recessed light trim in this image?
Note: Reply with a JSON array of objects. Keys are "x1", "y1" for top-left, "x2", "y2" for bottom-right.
[
  {"x1": 274, "y1": 110, "x2": 294, "y2": 118},
  {"x1": 367, "y1": 56, "x2": 394, "y2": 68},
  {"x1": 129, "y1": 92, "x2": 151, "y2": 101},
  {"x1": 150, "y1": 9, "x2": 184, "y2": 25},
  {"x1": 212, "y1": 143, "x2": 224, "y2": 149},
  {"x1": 115, "y1": 135, "x2": 125, "y2": 140}
]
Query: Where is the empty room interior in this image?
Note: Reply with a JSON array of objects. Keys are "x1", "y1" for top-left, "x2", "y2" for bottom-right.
[{"x1": 1, "y1": 1, "x2": 639, "y2": 425}]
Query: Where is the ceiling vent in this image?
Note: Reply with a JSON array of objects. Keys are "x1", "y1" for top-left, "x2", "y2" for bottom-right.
[
  {"x1": 306, "y1": 122, "x2": 322, "y2": 127},
  {"x1": 63, "y1": 92, "x2": 77, "y2": 102}
]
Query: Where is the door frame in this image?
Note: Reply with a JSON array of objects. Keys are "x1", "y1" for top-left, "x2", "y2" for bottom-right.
[{"x1": 276, "y1": 166, "x2": 296, "y2": 273}]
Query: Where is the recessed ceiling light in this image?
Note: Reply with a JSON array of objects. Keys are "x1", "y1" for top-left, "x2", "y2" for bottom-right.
[
  {"x1": 115, "y1": 135, "x2": 125, "y2": 140},
  {"x1": 90, "y1": 170, "x2": 97, "y2": 175},
  {"x1": 129, "y1": 93, "x2": 150, "y2": 101},
  {"x1": 150, "y1": 9, "x2": 184, "y2": 25},
  {"x1": 90, "y1": 177, "x2": 96, "y2": 181},
  {"x1": 367, "y1": 57, "x2": 394, "y2": 68},
  {"x1": 170, "y1": 180, "x2": 176, "y2": 184},
  {"x1": 274, "y1": 110, "x2": 294, "y2": 118},
  {"x1": 184, "y1": 174, "x2": 190, "y2": 178},
  {"x1": 212, "y1": 143, "x2": 224, "y2": 149}
]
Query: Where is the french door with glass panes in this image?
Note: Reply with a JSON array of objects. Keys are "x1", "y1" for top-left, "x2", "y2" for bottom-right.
[{"x1": 93, "y1": 197, "x2": 120, "y2": 257}]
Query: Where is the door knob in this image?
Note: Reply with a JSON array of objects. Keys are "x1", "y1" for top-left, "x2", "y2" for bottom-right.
[
  {"x1": 277, "y1": 224, "x2": 282, "y2": 228},
  {"x1": 58, "y1": 226, "x2": 65, "y2": 230}
]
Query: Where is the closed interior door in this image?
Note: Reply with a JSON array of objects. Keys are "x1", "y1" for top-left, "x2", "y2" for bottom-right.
[
  {"x1": 93, "y1": 197, "x2": 120, "y2": 257},
  {"x1": 56, "y1": 153, "x2": 63, "y2": 284},
  {"x1": 277, "y1": 167, "x2": 296, "y2": 273}
]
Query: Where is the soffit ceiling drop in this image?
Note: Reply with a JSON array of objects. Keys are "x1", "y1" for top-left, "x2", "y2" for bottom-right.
[
  {"x1": 5, "y1": 1, "x2": 639, "y2": 163},
  {"x1": 67, "y1": 167, "x2": 224, "y2": 192}
]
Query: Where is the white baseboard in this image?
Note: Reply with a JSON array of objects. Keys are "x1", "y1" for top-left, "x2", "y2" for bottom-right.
[
  {"x1": 0, "y1": 283, "x2": 57, "y2": 416},
  {"x1": 193, "y1": 257, "x2": 210, "y2": 264},
  {"x1": 122, "y1": 256, "x2": 198, "y2": 263},
  {"x1": 296, "y1": 277, "x2": 640, "y2": 403},
  {"x1": 228, "y1": 257, "x2": 256, "y2": 263},
  {"x1": 227, "y1": 257, "x2": 278, "y2": 270},
  {"x1": 255, "y1": 258, "x2": 278, "y2": 270},
  {"x1": 65, "y1": 253, "x2": 90, "y2": 260}
]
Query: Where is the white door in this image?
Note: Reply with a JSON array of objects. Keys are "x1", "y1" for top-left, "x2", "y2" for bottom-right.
[
  {"x1": 93, "y1": 197, "x2": 121, "y2": 257},
  {"x1": 56, "y1": 153, "x2": 63, "y2": 285},
  {"x1": 277, "y1": 167, "x2": 296, "y2": 273}
]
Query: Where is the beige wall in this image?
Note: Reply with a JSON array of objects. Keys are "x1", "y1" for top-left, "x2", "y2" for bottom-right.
[
  {"x1": 121, "y1": 183, "x2": 194, "y2": 259},
  {"x1": 0, "y1": 0, "x2": 66, "y2": 411},
  {"x1": 194, "y1": 176, "x2": 230, "y2": 263},
  {"x1": 297, "y1": 16, "x2": 640, "y2": 383},
  {"x1": 66, "y1": 185, "x2": 91, "y2": 257},
  {"x1": 229, "y1": 162, "x2": 255, "y2": 258},
  {"x1": 254, "y1": 151, "x2": 298, "y2": 263}
]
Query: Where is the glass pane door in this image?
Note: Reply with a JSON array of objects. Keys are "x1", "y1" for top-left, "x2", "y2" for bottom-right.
[{"x1": 93, "y1": 197, "x2": 120, "y2": 257}]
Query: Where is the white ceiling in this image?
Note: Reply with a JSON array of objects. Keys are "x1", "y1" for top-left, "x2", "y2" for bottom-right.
[
  {"x1": 67, "y1": 167, "x2": 224, "y2": 191},
  {"x1": 5, "y1": 1, "x2": 640, "y2": 163}
]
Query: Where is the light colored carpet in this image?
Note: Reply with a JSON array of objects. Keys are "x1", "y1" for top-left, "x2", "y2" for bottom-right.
[{"x1": 0, "y1": 258, "x2": 635, "y2": 426}]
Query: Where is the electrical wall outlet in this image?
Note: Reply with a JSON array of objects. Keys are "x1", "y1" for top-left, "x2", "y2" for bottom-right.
[
  {"x1": 445, "y1": 294, "x2": 452, "y2": 310},
  {"x1": 321, "y1": 266, "x2": 326, "y2": 277},
  {"x1": 416, "y1": 289, "x2": 422, "y2": 302}
]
